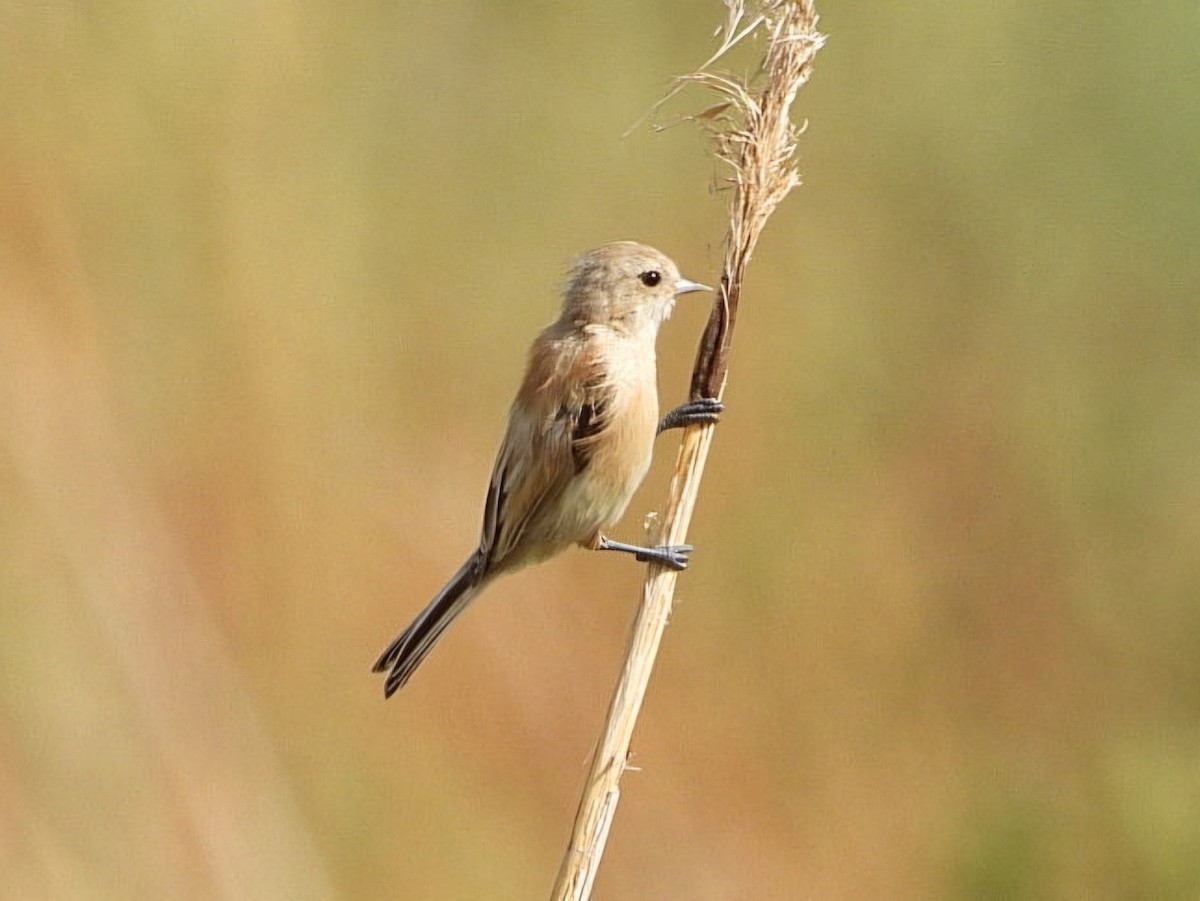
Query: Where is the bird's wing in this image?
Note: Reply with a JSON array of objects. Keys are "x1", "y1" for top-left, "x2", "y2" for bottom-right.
[{"x1": 479, "y1": 335, "x2": 611, "y2": 567}]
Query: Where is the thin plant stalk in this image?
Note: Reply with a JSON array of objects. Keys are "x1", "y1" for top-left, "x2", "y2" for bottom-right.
[{"x1": 550, "y1": 3, "x2": 825, "y2": 899}]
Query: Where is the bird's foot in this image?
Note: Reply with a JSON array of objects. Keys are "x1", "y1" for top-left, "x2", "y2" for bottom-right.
[
  {"x1": 657, "y1": 397, "x2": 724, "y2": 434},
  {"x1": 597, "y1": 536, "x2": 693, "y2": 571}
]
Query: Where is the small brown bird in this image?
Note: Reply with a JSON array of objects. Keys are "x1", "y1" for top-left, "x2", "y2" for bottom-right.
[{"x1": 374, "y1": 242, "x2": 721, "y2": 696}]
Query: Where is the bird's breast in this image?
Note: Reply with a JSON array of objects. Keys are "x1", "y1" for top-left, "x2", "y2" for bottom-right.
[{"x1": 574, "y1": 345, "x2": 659, "y2": 527}]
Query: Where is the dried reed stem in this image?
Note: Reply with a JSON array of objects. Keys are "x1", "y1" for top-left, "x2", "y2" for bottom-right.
[{"x1": 550, "y1": 4, "x2": 824, "y2": 898}]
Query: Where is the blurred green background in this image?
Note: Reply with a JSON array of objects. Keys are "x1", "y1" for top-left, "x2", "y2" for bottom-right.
[{"x1": 2, "y1": 2, "x2": 1199, "y2": 898}]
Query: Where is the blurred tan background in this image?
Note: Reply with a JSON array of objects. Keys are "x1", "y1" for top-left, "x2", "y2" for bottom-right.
[{"x1": 2, "y1": 2, "x2": 1198, "y2": 899}]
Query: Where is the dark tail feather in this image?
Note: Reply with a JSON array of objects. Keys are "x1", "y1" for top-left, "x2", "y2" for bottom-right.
[{"x1": 373, "y1": 552, "x2": 487, "y2": 697}]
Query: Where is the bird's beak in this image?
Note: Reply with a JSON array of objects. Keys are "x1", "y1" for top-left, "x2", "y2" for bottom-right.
[{"x1": 674, "y1": 278, "x2": 712, "y2": 296}]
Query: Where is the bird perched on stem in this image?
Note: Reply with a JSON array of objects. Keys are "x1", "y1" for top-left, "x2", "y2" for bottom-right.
[{"x1": 374, "y1": 241, "x2": 722, "y2": 696}]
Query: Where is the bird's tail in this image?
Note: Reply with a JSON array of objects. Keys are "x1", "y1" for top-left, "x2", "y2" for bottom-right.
[{"x1": 373, "y1": 551, "x2": 489, "y2": 697}]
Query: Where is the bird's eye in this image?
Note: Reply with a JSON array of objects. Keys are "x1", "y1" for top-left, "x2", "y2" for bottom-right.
[{"x1": 639, "y1": 270, "x2": 662, "y2": 287}]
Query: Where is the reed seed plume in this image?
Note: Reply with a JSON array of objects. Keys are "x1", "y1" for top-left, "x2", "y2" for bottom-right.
[{"x1": 684, "y1": 0, "x2": 825, "y2": 400}]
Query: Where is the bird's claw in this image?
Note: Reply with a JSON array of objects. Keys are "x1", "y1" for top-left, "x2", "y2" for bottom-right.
[
  {"x1": 657, "y1": 398, "x2": 724, "y2": 434},
  {"x1": 635, "y1": 543, "x2": 693, "y2": 571}
]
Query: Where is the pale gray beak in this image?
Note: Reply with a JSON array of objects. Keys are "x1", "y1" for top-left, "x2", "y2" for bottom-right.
[{"x1": 674, "y1": 278, "x2": 712, "y2": 296}]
